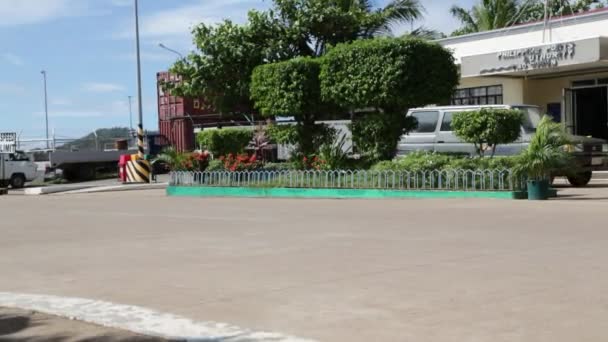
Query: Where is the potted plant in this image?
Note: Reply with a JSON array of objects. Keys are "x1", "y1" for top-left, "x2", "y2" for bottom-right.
[{"x1": 515, "y1": 116, "x2": 571, "y2": 200}]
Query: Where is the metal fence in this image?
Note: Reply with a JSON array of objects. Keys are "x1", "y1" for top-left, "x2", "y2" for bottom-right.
[{"x1": 170, "y1": 169, "x2": 520, "y2": 192}]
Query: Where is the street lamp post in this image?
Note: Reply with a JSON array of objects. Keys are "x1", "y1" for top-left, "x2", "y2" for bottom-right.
[
  {"x1": 134, "y1": 0, "x2": 145, "y2": 160},
  {"x1": 41, "y1": 70, "x2": 49, "y2": 149},
  {"x1": 158, "y1": 43, "x2": 184, "y2": 59}
]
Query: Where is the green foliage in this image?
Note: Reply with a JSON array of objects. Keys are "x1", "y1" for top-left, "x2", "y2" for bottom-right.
[
  {"x1": 165, "y1": 0, "x2": 425, "y2": 115},
  {"x1": 197, "y1": 128, "x2": 254, "y2": 156},
  {"x1": 321, "y1": 38, "x2": 458, "y2": 112},
  {"x1": 266, "y1": 124, "x2": 298, "y2": 145},
  {"x1": 515, "y1": 116, "x2": 572, "y2": 180},
  {"x1": 370, "y1": 151, "x2": 519, "y2": 171},
  {"x1": 321, "y1": 38, "x2": 458, "y2": 161},
  {"x1": 451, "y1": 0, "x2": 606, "y2": 36},
  {"x1": 318, "y1": 133, "x2": 351, "y2": 170},
  {"x1": 261, "y1": 162, "x2": 298, "y2": 171},
  {"x1": 251, "y1": 57, "x2": 323, "y2": 119},
  {"x1": 154, "y1": 147, "x2": 210, "y2": 171},
  {"x1": 251, "y1": 58, "x2": 336, "y2": 155},
  {"x1": 207, "y1": 159, "x2": 226, "y2": 171},
  {"x1": 350, "y1": 112, "x2": 417, "y2": 162},
  {"x1": 451, "y1": 109, "x2": 524, "y2": 157}
]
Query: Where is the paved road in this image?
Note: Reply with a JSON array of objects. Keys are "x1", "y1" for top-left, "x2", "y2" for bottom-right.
[{"x1": 1, "y1": 189, "x2": 608, "y2": 341}]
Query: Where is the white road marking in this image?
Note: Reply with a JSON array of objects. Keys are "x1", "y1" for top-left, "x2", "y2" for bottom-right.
[{"x1": 0, "y1": 292, "x2": 315, "y2": 342}]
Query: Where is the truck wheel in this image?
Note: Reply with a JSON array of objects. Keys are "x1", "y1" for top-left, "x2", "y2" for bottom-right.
[
  {"x1": 567, "y1": 171, "x2": 592, "y2": 187},
  {"x1": 10, "y1": 174, "x2": 26, "y2": 189}
]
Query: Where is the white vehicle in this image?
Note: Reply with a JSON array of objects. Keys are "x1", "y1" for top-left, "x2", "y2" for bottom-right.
[{"x1": 0, "y1": 151, "x2": 39, "y2": 188}]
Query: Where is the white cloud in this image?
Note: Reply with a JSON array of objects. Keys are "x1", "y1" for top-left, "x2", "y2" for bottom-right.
[
  {"x1": 0, "y1": 0, "x2": 75, "y2": 27},
  {"x1": 83, "y1": 82, "x2": 126, "y2": 93},
  {"x1": 114, "y1": 0, "x2": 268, "y2": 43},
  {"x1": 1, "y1": 53, "x2": 24, "y2": 66}
]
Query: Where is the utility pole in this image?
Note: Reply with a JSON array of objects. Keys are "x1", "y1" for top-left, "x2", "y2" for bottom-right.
[
  {"x1": 134, "y1": 0, "x2": 144, "y2": 160},
  {"x1": 41, "y1": 70, "x2": 49, "y2": 149},
  {"x1": 542, "y1": 0, "x2": 549, "y2": 43}
]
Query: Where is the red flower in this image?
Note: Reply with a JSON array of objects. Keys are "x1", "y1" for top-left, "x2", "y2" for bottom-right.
[{"x1": 303, "y1": 156, "x2": 308, "y2": 162}]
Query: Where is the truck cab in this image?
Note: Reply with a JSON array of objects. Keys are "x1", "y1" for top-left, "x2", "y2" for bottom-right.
[{"x1": 0, "y1": 151, "x2": 39, "y2": 188}]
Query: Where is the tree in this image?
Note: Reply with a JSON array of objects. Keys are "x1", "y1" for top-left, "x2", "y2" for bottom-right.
[
  {"x1": 451, "y1": 108, "x2": 524, "y2": 157},
  {"x1": 451, "y1": 0, "x2": 606, "y2": 36},
  {"x1": 450, "y1": 0, "x2": 519, "y2": 35},
  {"x1": 165, "y1": 0, "x2": 424, "y2": 116},
  {"x1": 320, "y1": 38, "x2": 459, "y2": 160},
  {"x1": 250, "y1": 57, "x2": 333, "y2": 155},
  {"x1": 520, "y1": 0, "x2": 606, "y2": 23}
]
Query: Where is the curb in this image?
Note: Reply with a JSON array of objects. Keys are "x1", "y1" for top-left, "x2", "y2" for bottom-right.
[
  {"x1": 167, "y1": 186, "x2": 515, "y2": 199},
  {"x1": 0, "y1": 292, "x2": 314, "y2": 342},
  {"x1": 58, "y1": 183, "x2": 167, "y2": 195}
]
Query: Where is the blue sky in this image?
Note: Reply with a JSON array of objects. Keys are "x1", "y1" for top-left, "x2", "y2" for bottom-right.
[{"x1": 0, "y1": 0, "x2": 472, "y2": 139}]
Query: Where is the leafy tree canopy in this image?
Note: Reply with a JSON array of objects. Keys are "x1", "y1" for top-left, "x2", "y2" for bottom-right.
[{"x1": 164, "y1": 0, "x2": 424, "y2": 115}]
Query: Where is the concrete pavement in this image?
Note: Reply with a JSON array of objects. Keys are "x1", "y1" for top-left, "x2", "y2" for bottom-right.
[{"x1": 1, "y1": 189, "x2": 608, "y2": 341}]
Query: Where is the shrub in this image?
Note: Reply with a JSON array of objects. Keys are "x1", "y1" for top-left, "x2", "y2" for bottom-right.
[
  {"x1": 321, "y1": 38, "x2": 459, "y2": 160},
  {"x1": 197, "y1": 128, "x2": 253, "y2": 156},
  {"x1": 451, "y1": 109, "x2": 524, "y2": 157},
  {"x1": 515, "y1": 116, "x2": 572, "y2": 180},
  {"x1": 261, "y1": 162, "x2": 297, "y2": 171},
  {"x1": 370, "y1": 152, "x2": 519, "y2": 172},
  {"x1": 251, "y1": 58, "x2": 335, "y2": 155},
  {"x1": 266, "y1": 124, "x2": 298, "y2": 145},
  {"x1": 155, "y1": 147, "x2": 210, "y2": 171},
  {"x1": 350, "y1": 111, "x2": 417, "y2": 161},
  {"x1": 207, "y1": 159, "x2": 225, "y2": 171},
  {"x1": 220, "y1": 153, "x2": 262, "y2": 172}
]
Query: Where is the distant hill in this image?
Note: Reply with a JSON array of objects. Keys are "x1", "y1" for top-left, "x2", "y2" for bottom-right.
[{"x1": 60, "y1": 127, "x2": 131, "y2": 151}]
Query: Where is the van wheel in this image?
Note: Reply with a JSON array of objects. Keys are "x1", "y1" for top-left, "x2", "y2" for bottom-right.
[
  {"x1": 567, "y1": 171, "x2": 592, "y2": 187},
  {"x1": 10, "y1": 174, "x2": 26, "y2": 189}
]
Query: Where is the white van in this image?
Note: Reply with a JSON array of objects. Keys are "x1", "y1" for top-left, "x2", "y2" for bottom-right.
[{"x1": 399, "y1": 105, "x2": 608, "y2": 186}]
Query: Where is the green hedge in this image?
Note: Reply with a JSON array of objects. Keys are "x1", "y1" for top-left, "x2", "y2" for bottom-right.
[
  {"x1": 371, "y1": 151, "x2": 519, "y2": 172},
  {"x1": 197, "y1": 128, "x2": 253, "y2": 156}
]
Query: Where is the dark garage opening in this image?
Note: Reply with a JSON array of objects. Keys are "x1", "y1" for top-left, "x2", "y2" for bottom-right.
[{"x1": 575, "y1": 86, "x2": 608, "y2": 140}]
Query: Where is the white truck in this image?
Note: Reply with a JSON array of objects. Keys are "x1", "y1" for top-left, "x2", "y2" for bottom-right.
[{"x1": 0, "y1": 151, "x2": 40, "y2": 188}]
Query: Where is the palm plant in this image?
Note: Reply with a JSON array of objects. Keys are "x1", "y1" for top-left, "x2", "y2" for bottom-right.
[
  {"x1": 515, "y1": 116, "x2": 572, "y2": 180},
  {"x1": 154, "y1": 146, "x2": 187, "y2": 171},
  {"x1": 450, "y1": 0, "x2": 519, "y2": 35}
]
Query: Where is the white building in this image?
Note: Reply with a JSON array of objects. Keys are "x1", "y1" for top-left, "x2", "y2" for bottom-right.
[{"x1": 438, "y1": 8, "x2": 608, "y2": 141}]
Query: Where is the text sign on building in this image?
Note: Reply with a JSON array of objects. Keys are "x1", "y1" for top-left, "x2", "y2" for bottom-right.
[
  {"x1": 0, "y1": 132, "x2": 16, "y2": 154},
  {"x1": 481, "y1": 42, "x2": 576, "y2": 74}
]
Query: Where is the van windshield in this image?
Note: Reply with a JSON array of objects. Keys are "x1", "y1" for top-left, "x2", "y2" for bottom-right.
[{"x1": 515, "y1": 106, "x2": 542, "y2": 134}]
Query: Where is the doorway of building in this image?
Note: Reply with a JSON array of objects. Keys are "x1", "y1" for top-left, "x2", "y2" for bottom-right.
[{"x1": 564, "y1": 86, "x2": 608, "y2": 140}]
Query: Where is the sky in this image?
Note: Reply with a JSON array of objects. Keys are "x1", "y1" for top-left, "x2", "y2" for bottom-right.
[{"x1": 0, "y1": 0, "x2": 473, "y2": 139}]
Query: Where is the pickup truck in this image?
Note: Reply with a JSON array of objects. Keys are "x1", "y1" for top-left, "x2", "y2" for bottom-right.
[{"x1": 0, "y1": 151, "x2": 40, "y2": 188}]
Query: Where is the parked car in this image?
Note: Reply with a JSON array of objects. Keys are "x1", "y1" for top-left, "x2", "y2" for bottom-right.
[{"x1": 399, "y1": 105, "x2": 608, "y2": 187}]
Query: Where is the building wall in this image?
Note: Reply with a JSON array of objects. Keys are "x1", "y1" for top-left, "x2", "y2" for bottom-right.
[
  {"x1": 458, "y1": 77, "x2": 526, "y2": 104},
  {"x1": 525, "y1": 71, "x2": 608, "y2": 111}
]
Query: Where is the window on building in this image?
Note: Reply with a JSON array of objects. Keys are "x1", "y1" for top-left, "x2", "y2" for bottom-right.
[
  {"x1": 597, "y1": 78, "x2": 608, "y2": 85},
  {"x1": 451, "y1": 85, "x2": 503, "y2": 105},
  {"x1": 193, "y1": 100, "x2": 200, "y2": 109},
  {"x1": 410, "y1": 111, "x2": 439, "y2": 133}
]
